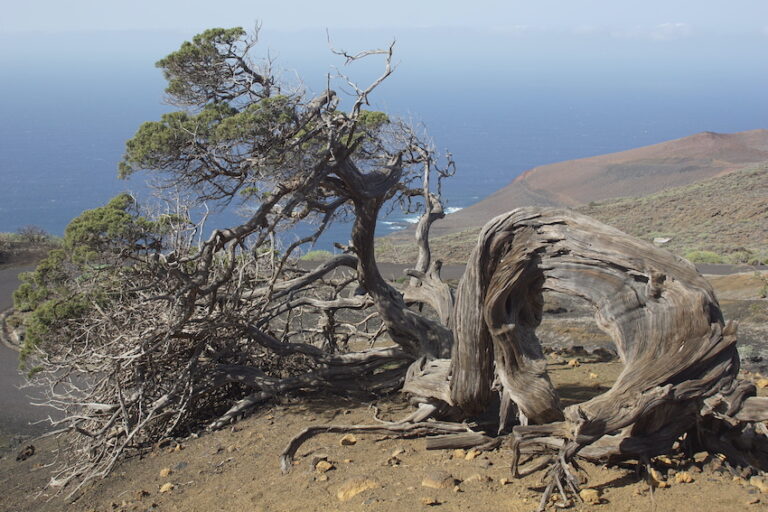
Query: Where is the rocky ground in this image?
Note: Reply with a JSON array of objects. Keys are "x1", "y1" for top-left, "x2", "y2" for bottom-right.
[
  {"x1": 0, "y1": 265, "x2": 766, "y2": 512},
  {"x1": 3, "y1": 359, "x2": 768, "y2": 512}
]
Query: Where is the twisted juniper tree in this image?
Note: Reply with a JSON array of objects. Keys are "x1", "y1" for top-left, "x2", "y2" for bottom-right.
[
  {"x1": 17, "y1": 27, "x2": 457, "y2": 496},
  {"x1": 16, "y1": 26, "x2": 768, "y2": 508}
]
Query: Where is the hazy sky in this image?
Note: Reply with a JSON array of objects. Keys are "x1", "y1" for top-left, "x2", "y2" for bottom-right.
[{"x1": 2, "y1": 1, "x2": 767, "y2": 34}]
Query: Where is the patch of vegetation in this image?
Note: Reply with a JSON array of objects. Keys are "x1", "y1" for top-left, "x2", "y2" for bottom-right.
[
  {"x1": 299, "y1": 250, "x2": 334, "y2": 261},
  {"x1": 0, "y1": 226, "x2": 60, "y2": 266},
  {"x1": 684, "y1": 250, "x2": 725, "y2": 264},
  {"x1": 13, "y1": 194, "x2": 166, "y2": 364}
]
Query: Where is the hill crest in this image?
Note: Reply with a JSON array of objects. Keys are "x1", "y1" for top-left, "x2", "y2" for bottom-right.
[{"x1": 431, "y1": 129, "x2": 768, "y2": 237}]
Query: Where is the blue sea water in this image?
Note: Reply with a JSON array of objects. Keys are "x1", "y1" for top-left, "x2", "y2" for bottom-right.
[{"x1": 1, "y1": 29, "x2": 766, "y2": 252}]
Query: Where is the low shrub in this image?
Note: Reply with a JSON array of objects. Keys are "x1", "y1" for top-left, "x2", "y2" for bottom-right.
[
  {"x1": 300, "y1": 250, "x2": 333, "y2": 262},
  {"x1": 684, "y1": 250, "x2": 725, "y2": 264}
]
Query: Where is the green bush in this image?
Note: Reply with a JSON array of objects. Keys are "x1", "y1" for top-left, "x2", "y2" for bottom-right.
[
  {"x1": 300, "y1": 250, "x2": 333, "y2": 262},
  {"x1": 683, "y1": 250, "x2": 725, "y2": 264},
  {"x1": 13, "y1": 194, "x2": 164, "y2": 364}
]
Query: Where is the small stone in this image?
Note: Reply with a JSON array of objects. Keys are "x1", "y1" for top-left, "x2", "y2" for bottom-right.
[
  {"x1": 464, "y1": 473, "x2": 491, "y2": 484},
  {"x1": 422, "y1": 471, "x2": 457, "y2": 489},
  {"x1": 656, "y1": 455, "x2": 674, "y2": 466},
  {"x1": 343, "y1": 458, "x2": 353, "y2": 464},
  {"x1": 174, "y1": 443, "x2": 184, "y2": 452},
  {"x1": 316, "y1": 474, "x2": 328, "y2": 482},
  {"x1": 340, "y1": 434, "x2": 357, "y2": 446},
  {"x1": 421, "y1": 497, "x2": 441, "y2": 506},
  {"x1": 579, "y1": 488, "x2": 601, "y2": 505},
  {"x1": 316, "y1": 460, "x2": 334, "y2": 473},
  {"x1": 159, "y1": 482, "x2": 174, "y2": 493},
  {"x1": 385, "y1": 456, "x2": 402, "y2": 466},
  {"x1": 476, "y1": 459, "x2": 492, "y2": 469},
  {"x1": 451, "y1": 449, "x2": 466, "y2": 459},
  {"x1": 226, "y1": 445, "x2": 237, "y2": 453},
  {"x1": 159, "y1": 467, "x2": 172, "y2": 478},
  {"x1": 675, "y1": 472, "x2": 694, "y2": 484},
  {"x1": 452, "y1": 485, "x2": 462, "y2": 493},
  {"x1": 693, "y1": 452, "x2": 708, "y2": 463},
  {"x1": 589, "y1": 372, "x2": 599, "y2": 379},
  {"x1": 311, "y1": 454, "x2": 329, "y2": 467},
  {"x1": 750, "y1": 476, "x2": 768, "y2": 493},
  {"x1": 648, "y1": 467, "x2": 666, "y2": 487},
  {"x1": 567, "y1": 359, "x2": 580, "y2": 367},
  {"x1": 391, "y1": 448, "x2": 406, "y2": 458},
  {"x1": 499, "y1": 478, "x2": 509, "y2": 485},
  {"x1": 336, "y1": 477, "x2": 380, "y2": 502},
  {"x1": 464, "y1": 449, "x2": 480, "y2": 460},
  {"x1": 756, "y1": 378, "x2": 768, "y2": 389}
]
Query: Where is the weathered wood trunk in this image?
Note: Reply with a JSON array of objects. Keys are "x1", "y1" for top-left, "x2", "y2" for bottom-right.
[
  {"x1": 450, "y1": 207, "x2": 759, "y2": 465},
  {"x1": 284, "y1": 206, "x2": 768, "y2": 502}
]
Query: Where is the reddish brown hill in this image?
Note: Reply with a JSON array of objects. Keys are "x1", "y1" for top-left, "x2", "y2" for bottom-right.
[{"x1": 431, "y1": 129, "x2": 768, "y2": 237}]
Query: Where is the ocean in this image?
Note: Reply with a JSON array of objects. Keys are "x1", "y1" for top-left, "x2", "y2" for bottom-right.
[{"x1": 1, "y1": 29, "x2": 766, "y2": 252}]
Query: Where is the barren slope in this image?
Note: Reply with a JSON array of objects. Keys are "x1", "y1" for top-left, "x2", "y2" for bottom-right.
[
  {"x1": 427, "y1": 129, "x2": 768, "y2": 237},
  {"x1": 377, "y1": 162, "x2": 768, "y2": 265}
]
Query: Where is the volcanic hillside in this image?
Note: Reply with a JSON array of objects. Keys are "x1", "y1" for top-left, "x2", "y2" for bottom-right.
[{"x1": 427, "y1": 129, "x2": 768, "y2": 238}]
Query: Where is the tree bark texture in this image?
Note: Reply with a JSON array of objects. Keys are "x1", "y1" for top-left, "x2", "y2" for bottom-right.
[{"x1": 450, "y1": 207, "x2": 755, "y2": 463}]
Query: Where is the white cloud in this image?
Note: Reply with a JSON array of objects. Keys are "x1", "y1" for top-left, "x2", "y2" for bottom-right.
[
  {"x1": 605, "y1": 22, "x2": 693, "y2": 40},
  {"x1": 649, "y1": 22, "x2": 693, "y2": 40},
  {"x1": 572, "y1": 25, "x2": 604, "y2": 36},
  {"x1": 488, "y1": 24, "x2": 530, "y2": 36}
]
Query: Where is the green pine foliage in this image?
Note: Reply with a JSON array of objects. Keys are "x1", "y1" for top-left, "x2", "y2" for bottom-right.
[
  {"x1": 13, "y1": 194, "x2": 164, "y2": 363},
  {"x1": 155, "y1": 27, "x2": 250, "y2": 105}
]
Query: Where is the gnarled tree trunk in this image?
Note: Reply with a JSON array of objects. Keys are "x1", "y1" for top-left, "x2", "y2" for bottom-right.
[{"x1": 445, "y1": 207, "x2": 767, "y2": 507}]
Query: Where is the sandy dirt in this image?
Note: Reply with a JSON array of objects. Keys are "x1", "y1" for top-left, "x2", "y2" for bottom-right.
[{"x1": 2, "y1": 360, "x2": 767, "y2": 512}]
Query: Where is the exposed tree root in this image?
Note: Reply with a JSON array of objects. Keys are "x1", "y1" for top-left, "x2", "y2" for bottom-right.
[{"x1": 279, "y1": 410, "x2": 472, "y2": 474}]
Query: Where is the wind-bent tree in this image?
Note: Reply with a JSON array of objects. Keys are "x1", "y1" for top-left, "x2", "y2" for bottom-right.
[
  {"x1": 16, "y1": 27, "x2": 768, "y2": 507},
  {"x1": 18, "y1": 26, "x2": 455, "y2": 496}
]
